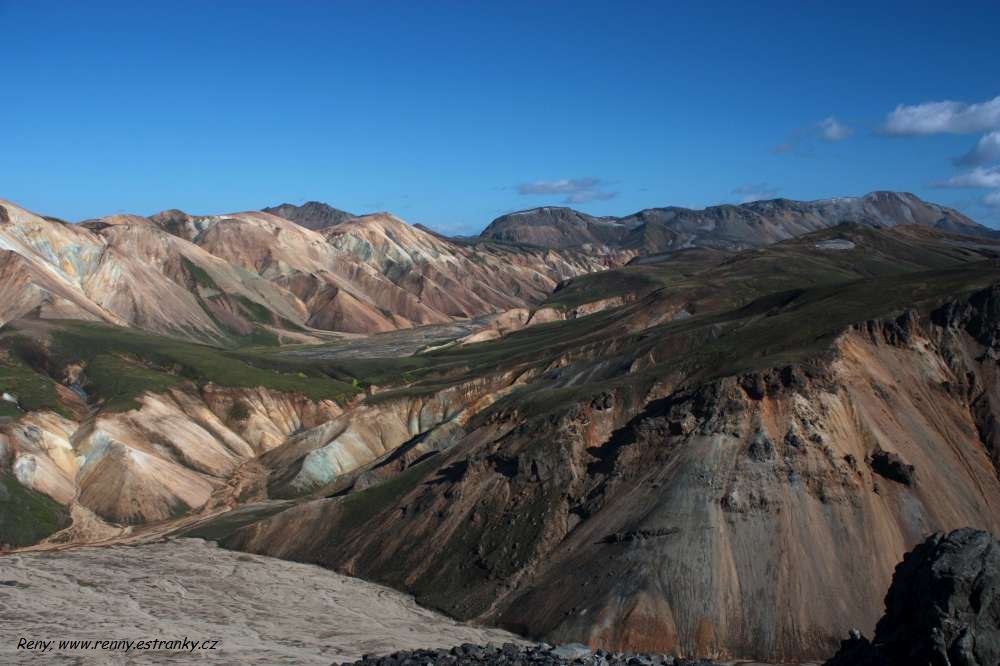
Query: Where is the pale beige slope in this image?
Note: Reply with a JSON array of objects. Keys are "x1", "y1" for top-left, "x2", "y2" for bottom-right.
[
  {"x1": 3, "y1": 412, "x2": 81, "y2": 505},
  {"x1": 0, "y1": 250, "x2": 119, "y2": 325},
  {"x1": 0, "y1": 386, "x2": 343, "y2": 527},
  {"x1": 186, "y1": 208, "x2": 610, "y2": 333},
  {"x1": 181, "y1": 210, "x2": 448, "y2": 333},
  {"x1": 87, "y1": 220, "x2": 311, "y2": 335},
  {"x1": 325, "y1": 213, "x2": 614, "y2": 317},
  {"x1": 0, "y1": 201, "x2": 126, "y2": 326},
  {"x1": 0, "y1": 200, "x2": 300, "y2": 340},
  {"x1": 2, "y1": 198, "x2": 611, "y2": 337},
  {"x1": 0, "y1": 199, "x2": 105, "y2": 281},
  {"x1": 261, "y1": 369, "x2": 527, "y2": 497}
]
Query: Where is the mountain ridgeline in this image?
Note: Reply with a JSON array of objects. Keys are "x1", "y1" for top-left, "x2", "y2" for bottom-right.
[
  {"x1": 480, "y1": 191, "x2": 987, "y2": 252},
  {"x1": 0, "y1": 191, "x2": 988, "y2": 345}
]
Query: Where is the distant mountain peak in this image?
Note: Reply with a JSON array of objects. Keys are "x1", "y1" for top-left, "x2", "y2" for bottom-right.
[
  {"x1": 150, "y1": 208, "x2": 191, "y2": 221},
  {"x1": 262, "y1": 201, "x2": 355, "y2": 231}
]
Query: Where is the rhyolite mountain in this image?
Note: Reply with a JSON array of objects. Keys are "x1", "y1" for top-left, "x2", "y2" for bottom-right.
[
  {"x1": 3, "y1": 191, "x2": 1000, "y2": 663},
  {"x1": 481, "y1": 191, "x2": 988, "y2": 252},
  {"x1": 0, "y1": 199, "x2": 608, "y2": 341}
]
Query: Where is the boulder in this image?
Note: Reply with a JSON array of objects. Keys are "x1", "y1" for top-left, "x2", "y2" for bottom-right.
[
  {"x1": 825, "y1": 528, "x2": 1000, "y2": 666},
  {"x1": 869, "y1": 449, "x2": 915, "y2": 486}
]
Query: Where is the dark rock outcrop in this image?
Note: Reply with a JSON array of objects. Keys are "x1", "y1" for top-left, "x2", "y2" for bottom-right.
[
  {"x1": 825, "y1": 528, "x2": 1000, "y2": 666},
  {"x1": 934, "y1": 284, "x2": 1000, "y2": 352},
  {"x1": 336, "y1": 643, "x2": 722, "y2": 666},
  {"x1": 869, "y1": 449, "x2": 915, "y2": 486}
]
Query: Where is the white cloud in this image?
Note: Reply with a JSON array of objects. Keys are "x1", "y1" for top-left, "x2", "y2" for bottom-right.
[
  {"x1": 732, "y1": 182, "x2": 779, "y2": 203},
  {"x1": 882, "y1": 94, "x2": 1000, "y2": 221},
  {"x1": 955, "y1": 130, "x2": 1000, "y2": 166},
  {"x1": 938, "y1": 166, "x2": 1000, "y2": 189},
  {"x1": 882, "y1": 95, "x2": 1000, "y2": 135},
  {"x1": 516, "y1": 177, "x2": 617, "y2": 204},
  {"x1": 817, "y1": 117, "x2": 853, "y2": 141}
]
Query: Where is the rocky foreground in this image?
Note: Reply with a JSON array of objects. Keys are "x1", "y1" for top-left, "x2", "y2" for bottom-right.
[{"x1": 336, "y1": 643, "x2": 727, "y2": 666}]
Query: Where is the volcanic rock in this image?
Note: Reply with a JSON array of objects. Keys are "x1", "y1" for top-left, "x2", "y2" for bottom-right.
[
  {"x1": 825, "y1": 528, "x2": 1000, "y2": 666},
  {"x1": 335, "y1": 642, "x2": 723, "y2": 666},
  {"x1": 869, "y1": 449, "x2": 915, "y2": 486}
]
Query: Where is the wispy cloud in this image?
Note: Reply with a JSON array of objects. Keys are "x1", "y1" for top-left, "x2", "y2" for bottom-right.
[
  {"x1": 882, "y1": 95, "x2": 1000, "y2": 135},
  {"x1": 774, "y1": 116, "x2": 853, "y2": 154},
  {"x1": 881, "y1": 94, "x2": 1000, "y2": 223},
  {"x1": 937, "y1": 166, "x2": 1000, "y2": 189},
  {"x1": 955, "y1": 130, "x2": 1000, "y2": 167},
  {"x1": 817, "y1": 117, "x2": 853, "y2": 141},
  {"x1": 732, "y1": 182, "x2": 779, "y2": 203},
  {"x1": 516, "y1": 177, "x2": 617, "y2": 204}
]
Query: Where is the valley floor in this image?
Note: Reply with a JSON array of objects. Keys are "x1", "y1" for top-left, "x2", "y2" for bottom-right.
[{"x1": 283, "y1": 317, "x2": 490, "y2": 359}]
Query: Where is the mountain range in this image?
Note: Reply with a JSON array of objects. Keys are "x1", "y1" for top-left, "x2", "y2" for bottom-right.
[
  {"x1": 0, "y1": 191, "x2": 987, "y2": 344},
  {"x1": 2, "y1": 190, "x2": 1000, "y2": 662},
  {"x1": 481, "y1": 191, "x2": 987, "y2": 252},
  {"x1": 0, "y1": 199, "x2": 607, "y2": 341}
]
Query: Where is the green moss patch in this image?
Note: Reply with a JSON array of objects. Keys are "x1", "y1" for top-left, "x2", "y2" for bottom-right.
[
  {"x1": 182, "y1": 257, "x2": 220, "y2": 290},
  {"x1": 44, "y1": 322, "x2": 359, "y2": 411},
  {"x1": 0, "y1": 475, "x2": 70, "y2": 548},
  {"x1": 0, "y1": 347, "x2": 69, "y2": 417}
]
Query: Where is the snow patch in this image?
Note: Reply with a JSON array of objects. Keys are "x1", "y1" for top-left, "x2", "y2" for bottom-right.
[{"x1": 814, "y1": 239, "x2": 856, "y2": 251}]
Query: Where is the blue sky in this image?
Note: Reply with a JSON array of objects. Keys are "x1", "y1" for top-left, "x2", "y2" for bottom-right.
[{"x1": 1, "y1": 1, "x2": 998, "y2": 233}]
